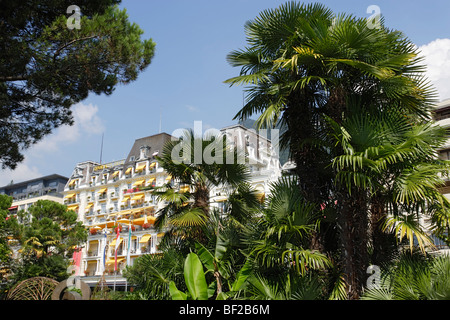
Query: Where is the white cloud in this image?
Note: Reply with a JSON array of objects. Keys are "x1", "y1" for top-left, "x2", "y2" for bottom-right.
[
  {"x1": 418, "y1": 38, "x2": 450, "y2": 101},
  {"x1": 0, "y1": 160, "x2": 42, "y2": 187},
  {"x1": 186, "y1": 105, "x2": 199, "y2": 112},
  {"x1": 72, "y1": 102, "x2": 105, "y2": 135},
  {"x1": 32, "y1": 102, "x2": 105, "y2": 153}
]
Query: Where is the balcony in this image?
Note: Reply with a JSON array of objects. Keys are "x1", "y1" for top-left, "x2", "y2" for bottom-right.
[
  {"x1": 87, "y1": 249, "x2": 99, "y2": 258},
  {"x1": 123, "y1": 187, "x2": 143, "y2": 194},
  {"x1": 64, "y1": 198, "x2": 79, "y2": 205}
]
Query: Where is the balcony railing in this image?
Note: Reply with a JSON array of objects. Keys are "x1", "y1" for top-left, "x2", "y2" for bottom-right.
[
  {"x1": 64, "y1": 198, "x2": 79, "y2": 205},
  {"x1": 87, "y1": 250, "x2": 99, "y2": 257}
]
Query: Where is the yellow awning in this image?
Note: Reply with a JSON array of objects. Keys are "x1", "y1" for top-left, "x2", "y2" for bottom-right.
[
  {"x1": 256, "y1": 192, "x2": 265, "y2": 202},
  {"x1": 139, "y1": 234, "x2": 152, "y2": 243},
  {"x1": 64, "y1": 193, "x2": 76, "y2": 199},
  {"x1": 85, "y1": 203, "x2": 93, "y2": 210},
  {"x1": 149, "y1": 162, "x2": 156, "y2": 168},
  {"x1": 215, "y1": 196, "x2": 228, "y2": 202},
  {"x1": 67, "y1": 205, "x2": 79, "y2": 211},
  {"x1": 133, "y1": 179, "x2": 145, "y2": 186},
  {"x1": 131, "y1": 194, "x2": 144, "y2": 201},
  {"x1": 97, "y1": 188, "x2": 107, "y2": 194},
  {"x1": 132, "y1": 215, "x2": 156, "y2": 225},
  {"x1": 136, "y1": 164, "x2": 146, "y2": 172},
  {"x1": 112, "y1": 209, "x2": 131, "y2": 217},
  {"x1": 125, "y1": 167, "x2": 132, "y2": 174},
  {"x1": 111, "y1": 171, "x2": 120, "y2": 178},
  {"x1": 122, "y1": 195, "x2": 130, "y2": 202},
  {"x1": 110, "y1": 238, "x2": 123, "y2": 247},
  {"x1": 68, "y1": 179, "x2": 77, "y2": 186},
  {"x1": 179, "y1": 186, "x2": 189, "y2": 193},
  {"x1": 106, "y1": 258, "x2": 125, "y2": 265},
  {"x1": 95, "y1": 221, "x2": 115, "y2": 228},
  {"x1": 165, "y1": 175, "x2": 172, "y2": 181}
]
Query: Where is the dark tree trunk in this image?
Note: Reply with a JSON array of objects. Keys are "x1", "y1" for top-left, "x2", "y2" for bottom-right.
[
  {"x1": 337, "y1": 189, "x2": 370, "y2": 300},
  {"x1": 370, "y1": 196, "x2": 397, "y2": 266},
  {"x1": 190, "y1": 183, "x2": 210, "y2": 244},
  {"x1": 194, "y1": 183, "x2": 210, "y2": 215}
]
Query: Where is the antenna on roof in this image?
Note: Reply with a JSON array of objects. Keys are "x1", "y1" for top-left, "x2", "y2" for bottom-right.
[{"x1": 99, "y1": 133, "x2": 104, "y2": 164}]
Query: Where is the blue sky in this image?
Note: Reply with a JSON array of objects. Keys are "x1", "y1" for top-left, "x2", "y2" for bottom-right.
[{"x1": 2, "y1": 0, "x2": 450, "y2": 185}]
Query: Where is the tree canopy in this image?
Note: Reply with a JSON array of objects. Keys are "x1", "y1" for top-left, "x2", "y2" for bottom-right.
[
  {"x1": 7, "y1": 200, "x2": 88, "y2": 283},
  {"x1": 0, "y1": 0, "x2": 155, "y2": 169}
]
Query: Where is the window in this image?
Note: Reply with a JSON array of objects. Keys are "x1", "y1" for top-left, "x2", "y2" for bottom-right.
[
  {"x1": 439, "y1": 149, "x2": 450, "y2": 160},
  {"x1": 30, "y1": 183, "x2": 40, "y2": 190},
  {"x1": 434, "y1": 108, "x2": 450, "y2": 121},
  {"x1": 130, "y1": 238, "x2": 137, "y2": 254},
  {"x1": 48, "y1": 181, "x2": 57, "y2": 187}
]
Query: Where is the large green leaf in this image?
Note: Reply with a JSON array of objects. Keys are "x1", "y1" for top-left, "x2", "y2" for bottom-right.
[
  {"x1": 195, "y1": 243, "x2": 215, "y2": 273},
  {"x1": 168, "y1": 281, "x2": 188, "y2": 300},
  {"x1": 184, "y1": 253, "x2": 208, "y2": 300},
  {"x1": 231, "y1": 259, "x2": 253, "y2": 292}
]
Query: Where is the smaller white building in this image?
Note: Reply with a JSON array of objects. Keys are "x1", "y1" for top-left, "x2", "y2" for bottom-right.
[{"x1": 210, "y1": 124, "x2": 282, "y2": 209}]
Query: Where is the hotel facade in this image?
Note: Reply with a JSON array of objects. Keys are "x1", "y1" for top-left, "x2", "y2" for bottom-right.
[
  {"x1": 64, "y1": 125, "x2": 282, "y2": 288},
  {"x1": 432, "y1": 99, "x2": 450, "y2": 255}
]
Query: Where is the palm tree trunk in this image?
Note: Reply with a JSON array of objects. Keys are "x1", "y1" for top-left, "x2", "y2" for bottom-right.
[
  {"x1": 370, "y1": 196, "x2": 397, "y2": 266},
  {"x1": 192, "y1": 183, "x2": 210, "y2": 243},
  {"x1": 285, "y1": 91, "x2": 332, "y2": 204},
  {"x1": 337, "y1": 190, "x2": 370, "y2": 300},
  {"x1": 194, "y1": 183, "x2": 209, "y2": 215}
]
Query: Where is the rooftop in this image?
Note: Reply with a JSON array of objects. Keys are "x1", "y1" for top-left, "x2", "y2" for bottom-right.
[
  {"x1": 0, "y1": 174, "x2": 69, "y2": 191},
  {"x1": 434, "y1": 99, "x2": 450, "y2": 110}
]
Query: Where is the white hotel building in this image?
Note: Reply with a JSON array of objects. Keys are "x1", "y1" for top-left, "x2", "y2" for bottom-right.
[
  {"x1": 64, "y1": 125, "x2": 282, "y2": 288},
  {"x1": 432, "y1": 99, "x2": 450, "y2": 254}
]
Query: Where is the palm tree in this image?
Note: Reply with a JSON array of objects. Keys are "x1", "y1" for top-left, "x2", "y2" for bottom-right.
[
  {"x1": 326, "y1": 106, "x2": 450, "y2": 264},
  {"x1": 240, "y1": 176, "x2": 349, "y2": 300},
  {"x1": 123, "y1": 244, "x2": 187, "y2": 300},
  {"x1": 125, "y1": 193, "x2": 259, "y2": 300},
  {"x1": 225, "y1": 2, "x2": 434, "y2": 203},
  {"x1": 243, "y1": 176, "x2": 334, "y2": 293},
  {"x1": 244, "y1": 272, "x2": 326, "y2": 300},
  {"x1": 246, "y1": 176, "x2": 331, "y2": 275},
  {"x1": 225, "y1": 1, "x2": 437, "y2": 299},
  {"x1": 153, "y1": 129, "x2": 251, "y2": 243}
]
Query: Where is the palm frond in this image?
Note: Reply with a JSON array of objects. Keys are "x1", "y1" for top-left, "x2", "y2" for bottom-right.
[
  {"x1": 382, "y1": 214, "x2": 435, "y2": 253},
  {"x1": 169, "y1": 208, "x2": 208, "y2": 227},
  {"x1": 282, "y1": 247, "x2": 331, "y2": 275}
]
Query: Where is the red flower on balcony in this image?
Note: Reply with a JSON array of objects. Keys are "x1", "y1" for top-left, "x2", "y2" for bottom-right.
[{"x1": 142, "y1": 223, "x2": 151, "y2": 230}]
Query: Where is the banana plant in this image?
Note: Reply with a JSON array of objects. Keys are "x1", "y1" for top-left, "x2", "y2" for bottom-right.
[
  {"x1": 169, "y1": 252, "x2": 212, "y2": 300},
  {"x1": 168, "y1": 251, "x2": 253, "y2": 300}
]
